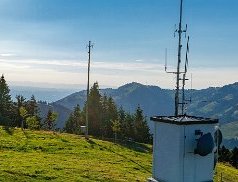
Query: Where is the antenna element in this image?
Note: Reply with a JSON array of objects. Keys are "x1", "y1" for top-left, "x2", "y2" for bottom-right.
[{"x1": 165, "y1": 0, "x2": 191, "y2": 116}]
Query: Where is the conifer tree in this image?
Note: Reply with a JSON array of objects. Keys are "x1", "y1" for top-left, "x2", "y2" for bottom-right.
[
  {"x1": 65, "y1": 104, "x2": 82, "y2": 134},
  {"x1": 86, "y1": 82, "x2": 103, "y2": 136},
  {"x1": 103, "y1": 96, "x2": 118, "y2": 138},
  {"x1": 219, "y1": 145, "x2": 231, "y2": 162},
  {"x1": 26, "y1": 95, "x2": 38, "y2": 116},
  {"x1": 231, "y1": 147, "x2": 238, "y2": 168},
  {"x1": 117, "y1": 106, "x2": 126, "y2": 139},
  {"x1": 112, "y1": 119, "x2": 121, "y2": 142},
  {"x1": 26, "y1": 95, "x2": 41, "y2": 128},
  {"x1": 44, "y1": 109, "x2": 58, "y2": 130},
  {"x1": 134, "y1": 106, "x2": 151, "y2": 143},
  {"x1": 65, "y1": 113, "x2": 74, "y2": 133},
  {"x1": 124, "y1": 113, "x2": 135, "y2": 140},
  {"x1": 14, "y1": 95, "x2": 26, "y2": 127},
  {"x1": 19, "y1": 106, "x2": 28, "y2": 129},
  {"x1": 0, "y1": 75, "x2": 13, "y2": 124},
  {"x1": 101, "y1": 95, "x2": 109, "y2": 137}
]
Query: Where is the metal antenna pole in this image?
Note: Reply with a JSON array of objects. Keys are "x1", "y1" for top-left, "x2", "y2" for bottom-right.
[
  {"x1": 175, "y1": 0, "x2": 184, "y2": 116},
  {"x1": 181, "y1": 73, "x2": 186, "y2": 115},
  {"x1": 86, "y1": 41, "x2": 93, "y2": 139},
  {"x1": 164, "y1": 0, "x2": 189, "y2": 116}
]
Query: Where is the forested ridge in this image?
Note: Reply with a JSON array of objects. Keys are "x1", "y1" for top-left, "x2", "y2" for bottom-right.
[{"x1": 0, "y1": 75, "x2": 152, "y2": 144}]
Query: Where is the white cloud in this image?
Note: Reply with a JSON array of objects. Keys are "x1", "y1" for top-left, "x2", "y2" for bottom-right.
[
  {"x1": 0, "y1": 58, "x2": 237, "y2": 89},
  {"x1": 135, "y1": 59, "x2": 143, "y2": 62},
  {"x1": 0, "y1": 53, "x2": 15, "y2": 57}
]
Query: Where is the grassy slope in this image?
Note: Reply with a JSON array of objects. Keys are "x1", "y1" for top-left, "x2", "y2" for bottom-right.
[
  {"x1": 0, "y1": 127, "x2": 237, "y2": 182},
  {"x1": 0, "y1": 127, "x2": 152, "y2": 182},
  {"x1": 215, "y1": 163, "x2": 238, "y2": 182}
]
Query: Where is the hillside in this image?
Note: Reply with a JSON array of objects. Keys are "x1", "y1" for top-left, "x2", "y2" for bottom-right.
[
  {"x1": 187, "y1": 82, "x2": 238, "y2": 124},
  {"x1": 54, "y1": 82, "x2": 174, "y2": 124},
  {"x1": 220, "y1": 121, "x2": 238, "y2": 149},
  {"x1": 37, "y1": 102, "x2": 72, "y2": 129},
  {"x1": 0, "y1": 127, "x2": 152, "y2": 181},
  {"x1": 0, "y1": 127, "x2": 237, "y2": 181},
  {"x1": 221, "y1": 121, "x2": 238, "y2": 140},
  {"x1": 53, "y1": 82, "x2": 238, "y2": 127},
  {"x1": 10, "y1": 86, "x2": 76, "y2": 103}
]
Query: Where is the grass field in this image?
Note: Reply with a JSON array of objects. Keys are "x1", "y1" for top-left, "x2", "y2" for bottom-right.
[
  {"x1": 0, "y1": 127, "x2": 152, "y2": 181},
  {"x1": 214, "y1": 163, "x2": 238, "y2": 182},
  {"x1": 0, "y1": 127, "x2": 237, "y2": 181}
]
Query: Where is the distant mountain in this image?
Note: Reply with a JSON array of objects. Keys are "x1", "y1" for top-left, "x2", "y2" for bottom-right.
[
  {"x1": 221, "y1": 121, "x2": 238, "y2": 140},
  {"x1": 53, "y1": 82, "x2": 238, "y2": 127},
  {"x1": 10, "y1": 86, "x2": 76, "y2": 103},
  {"x1": 54, "y1": 82, "x2": 174, "y2": 118},
  {"x1": 34, "y1": 81, "x2": 238, "y2": 149},
  {"x1": 54, "y1": 90, "x2": 87, "y2": 111},
  {"x1": 38, "y1": 102, "x2": 72, "y2": 129},
  {"x1": 187, "y1": 82, "x2": 238, "y2": 124}
]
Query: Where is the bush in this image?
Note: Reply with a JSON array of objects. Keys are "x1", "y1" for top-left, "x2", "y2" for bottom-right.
[{"x1": 26, "y1": 116, "x2": 40, "y2": 130}]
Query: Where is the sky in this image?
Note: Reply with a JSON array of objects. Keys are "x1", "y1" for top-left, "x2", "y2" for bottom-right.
[{"x1": 0, "y1": 0, "x2": 237, "y2": 89}]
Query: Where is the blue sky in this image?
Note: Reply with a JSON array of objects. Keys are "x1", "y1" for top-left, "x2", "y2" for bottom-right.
[{"x1": 0, "y1": 0, "x2": 237, "y2": 89}]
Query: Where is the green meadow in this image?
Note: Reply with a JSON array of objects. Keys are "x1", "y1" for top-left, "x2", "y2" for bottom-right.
[
  {"x1": 0, "y1": 127, "x2": 152, "y2": 181},
  {"x1": 0, "y1": 127, "x2": 237, "y2": 182}
]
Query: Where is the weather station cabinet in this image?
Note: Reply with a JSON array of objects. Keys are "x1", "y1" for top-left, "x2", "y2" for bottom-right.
[
  {"x1": 148, "y1": 115, "x2": 219, "y2": 182},
  {"x1": 147, "y1": 0, "x2": 222, "y2": 181}
]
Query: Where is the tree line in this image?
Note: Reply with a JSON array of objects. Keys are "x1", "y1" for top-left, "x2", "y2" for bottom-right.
[
  {"x1": 0, "y1": 75, "x2": 151, "y2": 144},
  {"x1": 219, "y1": 145, "x2": 238, "y2": 169},
  {"x1": 64, "y1": 82, "x2": 152, "y2": 143},
  {"x1": 0, "y1": 75, "x2": 57, "y2": 130}
]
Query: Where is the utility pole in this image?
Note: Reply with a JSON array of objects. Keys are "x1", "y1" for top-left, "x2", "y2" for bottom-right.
[{"x1": 86, "y1": 41, "x2": 93, "y2": 139}]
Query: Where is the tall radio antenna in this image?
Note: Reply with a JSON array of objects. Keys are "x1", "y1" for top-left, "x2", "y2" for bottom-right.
[{"x1": 165, "y1": 0, "x2": 190, "y2": 116}]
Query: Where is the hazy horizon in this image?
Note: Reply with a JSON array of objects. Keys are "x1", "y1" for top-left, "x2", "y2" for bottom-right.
[
  {"x1": 0, "y1": 0, "x2": 238, "y2": 89},
  {"x1": 8, "y1": 79, "x2": 238, "y2": 91}
]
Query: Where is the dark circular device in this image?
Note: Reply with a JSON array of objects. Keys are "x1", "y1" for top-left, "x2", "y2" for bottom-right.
[{"x1": 196, "y1": 133, "x2": 214, "y2": 156}]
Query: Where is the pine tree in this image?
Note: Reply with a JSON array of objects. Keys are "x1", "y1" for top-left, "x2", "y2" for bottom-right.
[
  {"x1": 26, "y1": 95, "x2": 38, "y2": 116},
  {"x1": 19, "y1": 106, "x2": 28, "y2": 130},
  {"x1": 14, "y1": 95, "x2": 26, "y2": 127},
  {"x1": 219, "y1": 145, "x2": 231, "y2": 162},
  {"x1": 44, "y1": 109, "x2": 58, "y2": 130},
  {"x1": 65, "y1": 113, "x2": 74, "y2": 133},
  {"x1": 117, "y1": 106, "x2": 126, "y2": 139},
  {"x1": 124, "y1": 113, "x2": 135, "y2": 140},
  {"x1": 112, "y1": 119, "x2": 121, "y2": 142},
  {"x1": 0, "y1": 75, "x2": 13, "y2": 123},
  {"x1": 102, "y1": 96, "x2": 118, "y2": 138},
  {"x1": 86, "y1": 82, "x2": 103, "y2": 136},
  {"x1": 230, "y1": 147, "x2": 238, "y2": 168},
  {"x1": 134, "y1": 106, "x2": 152, "y2": 143},
  {"x1": 26, "y1": 95, "x2": 41, "y2": 128},
  {"x1": 100, "y1": 95, "x2": 108, "y2": 138},
  {"x1": 65, "y1": 105, "x2": 82, "y2": 134}
]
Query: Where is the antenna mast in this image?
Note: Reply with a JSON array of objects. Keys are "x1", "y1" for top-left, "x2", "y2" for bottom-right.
[
  {"x1": 165, "y1": 0, "x2": 189, "y2": 116},
  {"x1": 175, "y1": 0, "x2": 184, "y2": 116},
  {"x1": 86, "y1": 41, "x2": 93, "y2": 138}
]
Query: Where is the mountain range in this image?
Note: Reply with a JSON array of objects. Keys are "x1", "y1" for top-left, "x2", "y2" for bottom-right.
[
  {"x1": 34, "y1": 82, "x2": 238, "y2": 144},
  {"x1": 53, "y1": 82, "x2": 238, "y2": 122},
  {"x1": 10, "y1": 86, "x2": 76, "y2": 103}
]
